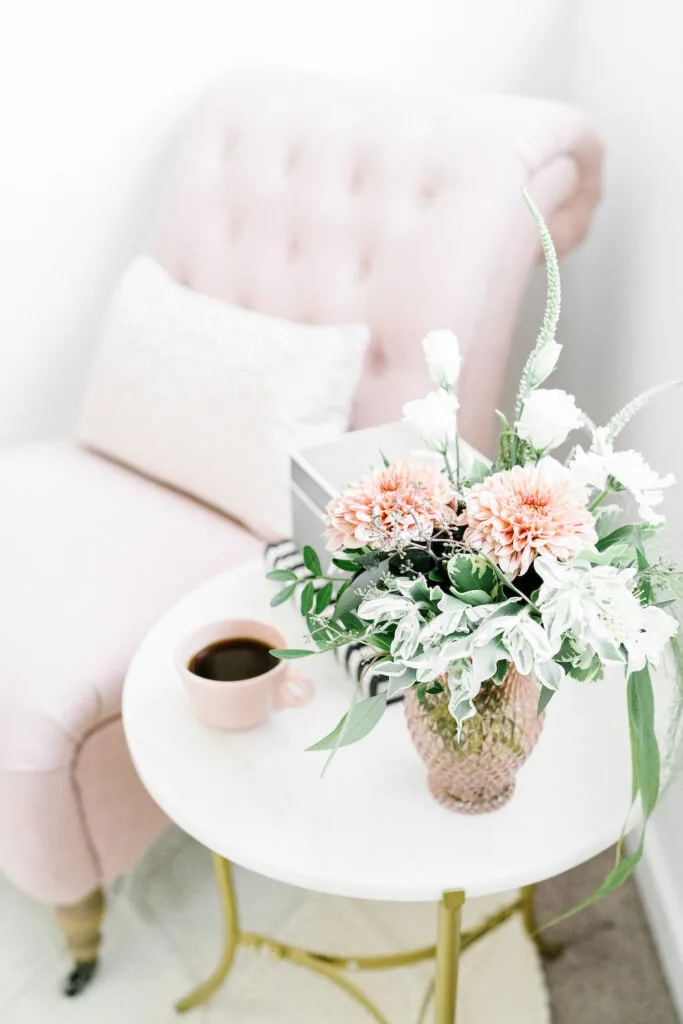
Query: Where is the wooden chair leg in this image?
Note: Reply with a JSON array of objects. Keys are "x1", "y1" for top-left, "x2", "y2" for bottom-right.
[{"x1": 55, "y1": 888, "x2": 106, "y2": 996}]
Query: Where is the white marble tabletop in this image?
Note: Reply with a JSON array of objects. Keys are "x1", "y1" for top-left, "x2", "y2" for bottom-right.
[{"x1": 122, "y1": 559, "x2": 633, "y2": 902}]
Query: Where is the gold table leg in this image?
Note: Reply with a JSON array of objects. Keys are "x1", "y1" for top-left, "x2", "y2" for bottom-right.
[
  {"x1": 433, "y1": 890, "x2": 465, "y2": 1024},
  {"x1": 175, "y1": 852, "x2": 556, "y2": 1021},
  {"x1": 176, "y1": 853, "x2": 239, "y2": 1013}
]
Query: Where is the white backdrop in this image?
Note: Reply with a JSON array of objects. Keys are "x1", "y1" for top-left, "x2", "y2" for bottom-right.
[
  {"x1": 2, "y1": 0, "x2": 683, "y2": 1010},
  {"x1": 0, "y1": 0, "x2": 570, "y2": 443}
]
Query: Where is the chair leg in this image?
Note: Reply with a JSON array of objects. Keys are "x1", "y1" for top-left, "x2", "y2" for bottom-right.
[{"x1": 55, "y1": 888, "x2": 106, "y2": 996}]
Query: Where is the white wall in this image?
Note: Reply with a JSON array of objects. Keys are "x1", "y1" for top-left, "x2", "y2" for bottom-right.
[
  {"x1": 571, "y1": 2, "x2": 683, "y2": 1014},
  {"x1": 0, "y1": 0, "x2": 569, "y2": 444}
]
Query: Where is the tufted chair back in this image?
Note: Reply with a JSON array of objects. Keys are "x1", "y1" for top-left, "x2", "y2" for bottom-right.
[{"x1": 154, "y1": 73, "x2": 601, "y2": 452}]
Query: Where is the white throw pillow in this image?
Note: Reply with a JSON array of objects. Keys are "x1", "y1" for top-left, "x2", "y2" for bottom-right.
[{"x1": 78, "y1": 257, "x2": 370, "y2": 539}]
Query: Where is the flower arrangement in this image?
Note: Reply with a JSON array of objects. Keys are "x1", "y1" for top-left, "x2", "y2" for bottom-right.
[{"x1": 268, "y1": 191, "x2": 683, "y2": 906}]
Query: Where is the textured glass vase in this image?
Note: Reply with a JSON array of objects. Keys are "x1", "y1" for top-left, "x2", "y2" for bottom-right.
[{"x1": 403, "y1": 667, "x2": 544, "y2": 813}]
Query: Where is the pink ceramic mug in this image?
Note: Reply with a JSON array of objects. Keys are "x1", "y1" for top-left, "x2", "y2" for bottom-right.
[{"x1": 175, "y1": 618, "x2": 314, "y2": 730}]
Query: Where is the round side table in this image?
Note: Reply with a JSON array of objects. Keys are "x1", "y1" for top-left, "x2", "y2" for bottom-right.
[{"x1": 122, "y1": 560, "x2": 633, "y2": 1024}]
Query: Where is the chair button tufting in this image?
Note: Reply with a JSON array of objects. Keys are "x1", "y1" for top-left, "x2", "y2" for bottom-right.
[
  {"x1": 288, "y1": 238, "x2": 301, "y2": 262},
  {"x1": 371, "y1": 347, "x2": 388, "y2": 373},
  {"x1": 349, "y1": 167, "x2": 366, "y2": 195},
  {"x1": 223, "y1": 133, "x2": 239, "y2": 159},
  {"x1": 285, "y1": 146, "x2": 300, "y2": 174},
  {"x1": 358, "y1": 252, "x2": 373, "y2": 281}
]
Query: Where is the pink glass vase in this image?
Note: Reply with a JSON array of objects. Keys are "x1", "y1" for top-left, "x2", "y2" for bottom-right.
[{"x1": 404, "y1": 666, "x2": 544, "y2": 813}]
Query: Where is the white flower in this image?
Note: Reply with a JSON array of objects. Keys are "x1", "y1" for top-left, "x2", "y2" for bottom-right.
[
  {"x1": 570, "y1": 446, "x2": 675, "y2": 525},
  {"x1": 535, "y1": 555, "x2": 678, "y2": 674},
  {"x1": 516, "y1": 389, "x2": 584, "y2": 451},
  {"x1": 628, "y1": 605, "x2": 678, "y2": 671},
  {"x1": 402, "y1": 390, "x2": 458, "y2": 450},
  {"x1": 527, "y1": 341, "x2": 563, "y2": 389},
  {"x1": 422, "y1": 330, "x2": 461, "y2": 391}
]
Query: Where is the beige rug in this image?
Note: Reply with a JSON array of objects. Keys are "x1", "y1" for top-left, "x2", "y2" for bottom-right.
[{"x1": 0, "y1": 829, "x2": 550, "y2": 1023}]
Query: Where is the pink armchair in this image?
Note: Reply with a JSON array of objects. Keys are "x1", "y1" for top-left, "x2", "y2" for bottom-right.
[{"x1": 0, "y1": 73, "x2": 602, "y2": 995}]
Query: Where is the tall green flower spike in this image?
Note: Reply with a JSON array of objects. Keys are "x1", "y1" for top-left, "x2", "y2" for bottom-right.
[{"x1": 515, "y1": 188, "x2": 562, "y2": 417}]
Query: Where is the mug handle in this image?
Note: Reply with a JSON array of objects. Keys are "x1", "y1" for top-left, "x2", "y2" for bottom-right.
[{"x1": 274, "y1": 668, "x2": 315, "y2": 710}]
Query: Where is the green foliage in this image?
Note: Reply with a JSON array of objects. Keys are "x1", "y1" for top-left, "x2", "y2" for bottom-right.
[
  {"x1": 271, "y1": 648, "x2": 315, "y2": 659},
  {"x1": 492, "y1": 660, "x2": 509, "y2": 684},
  {"x1": 315, "y1": 581, "x2": 334, "y2": 614},
  {"x1": 447, "y1": 553, "x2": 497, "y2": 596},
  {"x1": 495, "y1": 427, "x2": 534, "y2": 471},
  {"x1": 266, "y1": 568, "x2": 298, "y2": 582},
  {"x1": 596, "y1": 522, "x2": 655, "y2": 555},
  {"x1": 303, "y1": 545, "x2": 322, "y2": 577},
  {"x1": 270, "y1": 583, "x2": 297, "y2": 607},
  {"x1": 334, "y1": 558, "x2": 392, "y2": 619},
  {"x1": 545, "y1": 667, "x2": 660, "y2": 928},
  {"x1": 537, "y1": 686, "x2": 555, "y2": 714},
  {"x1": 593, "y1": 505, "x2": 621, "y2": 541},
  {"x1": 332, "y1": 557, "x2": 362, "y2": 572},
  {"x1": 415, "y1": 681, "x2": 430, "y2": 702},
  {"x1": 300, "y1": 581, "x2": 315, "y2": 615},
  {"x1": 307, "y1": 693, "x2": 388, "y2": 775}
]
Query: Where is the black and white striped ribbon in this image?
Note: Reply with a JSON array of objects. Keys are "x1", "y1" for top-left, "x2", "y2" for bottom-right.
[{"x1": 264, "y1": 541, "x2": 401, "y2": 703}]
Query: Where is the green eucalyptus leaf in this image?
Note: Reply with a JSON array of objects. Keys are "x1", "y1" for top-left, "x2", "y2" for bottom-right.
[
  {"x1": 300, "y1": 581, "x2": 315, "y2": 616},
  {"x1": 628, "y1": 667, "x2": 660, "y2": 816},
  {"x1": 594, "y1": 505, "x2": 621, "y2": 541},
  {"x1": 332, "y1": 557, "x2": 361, "y2": 572},
  {"x1": 545, "y1": 667, "x2": 661, "y2": 928},
  {"x1": 334, "y1": 559, "x2": 392, "y2": 619},
  {"x1": 307, "y1": 694, "x2": 388, "y2": 775},
  {"x1": 271, "y1": 648, "x2": 315, "y2": 659},
  {"x1": 303, "y1": 545, "x2": 322, "y2": 577},
  {"x1": 315, "y1": 581, "x2": 334, "y2": 614},
  {"x1": 538, "y1": 685, "x2": 555, "y2": 714},
  {"x1": 270, "y1": 583, "x2": 297, "y2": 607},
  {"x1": 542, "y1": 843, "x2": 644, "y2": 929},
  {"x1": 596, "y1": 523, "x2": 651, "y2": 553},
  {"x1": 266, "y1": 569, "x2": 298, "y2": 582}
]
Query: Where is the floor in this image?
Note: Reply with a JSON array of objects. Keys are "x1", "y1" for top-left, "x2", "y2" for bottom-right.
[
  {"x1": 537, "y1": 848, "x2": 678, "y2": 1024},
  {"x1": 0, "y1": 833, "x2": 678, "y2": 1022},
  {"x1": 0, "y1": 827, "x2": 549, "y2": 1024}
]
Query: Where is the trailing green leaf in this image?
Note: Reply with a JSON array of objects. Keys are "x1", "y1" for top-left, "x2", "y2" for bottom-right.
[
  {"x1": 542, "y1": 667, "x2": 660, "y2": 929},
  {"x1": 307, "y1": 693, "x2": 388, "y2": 776},
  {"x1": 628, "y1": 667, "x2": 660, "y2": 816}
]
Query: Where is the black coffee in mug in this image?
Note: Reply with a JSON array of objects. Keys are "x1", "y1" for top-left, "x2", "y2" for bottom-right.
[{"x1": 188, "y1": 637, "x2": 279, "y2": 682}]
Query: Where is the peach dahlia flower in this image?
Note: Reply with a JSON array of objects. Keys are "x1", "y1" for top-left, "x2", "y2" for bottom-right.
[
  {"x1": 326, "y1": 461, "x2": 455, "y2": 552},
  {"x1": 461, "y1": 463, "x2": 597, "y2": 578}
]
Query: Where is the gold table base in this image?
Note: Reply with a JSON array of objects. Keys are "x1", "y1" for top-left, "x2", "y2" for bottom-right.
[{"x1": 176, "y1": 852, "x2": 560, "y2": 1024}]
